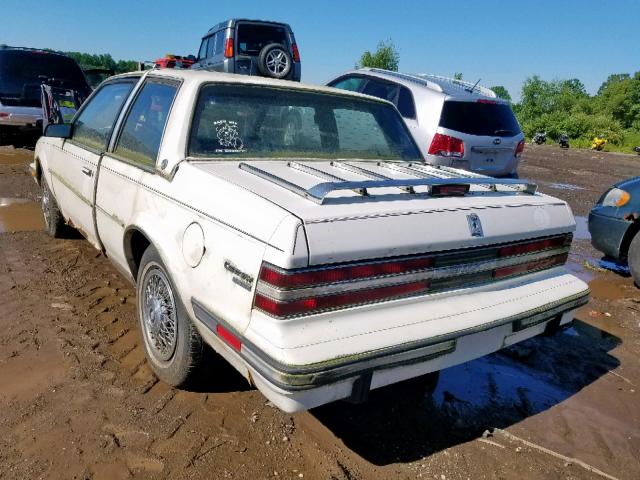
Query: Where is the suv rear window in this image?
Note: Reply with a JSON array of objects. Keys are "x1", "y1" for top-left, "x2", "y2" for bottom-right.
[
  {"x1": 237, "y1": 24, "x2": 288, "y2": 55},
  {"x1": 439, "y1": 100, "x2": 521, "y2": 137},
  {"x1": 0, "y1": 50, "x2": 88, "y2": 98}
]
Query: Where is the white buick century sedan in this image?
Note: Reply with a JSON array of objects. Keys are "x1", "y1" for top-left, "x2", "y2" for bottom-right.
[{"x1": 32, "y1": 69, "x2": 589, "y2": 412}]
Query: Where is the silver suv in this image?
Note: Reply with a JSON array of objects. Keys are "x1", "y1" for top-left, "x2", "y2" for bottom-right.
[
  {"x1": 0, "y1": 46, "x2": 91, "y2": 146},
  {"x1": 328, "y1": 68, "x2": 524, "y2": 177},
  {"x1": 193, "y1": 19, "x2": 301, "y2": 82}
]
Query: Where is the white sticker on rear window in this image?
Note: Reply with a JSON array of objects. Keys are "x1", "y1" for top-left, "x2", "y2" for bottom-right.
[{"x1": 214, "y1": 120, "x2": 245, "y2": 152}]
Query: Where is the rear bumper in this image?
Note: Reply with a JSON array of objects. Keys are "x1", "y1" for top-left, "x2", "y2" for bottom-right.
[
  {"x1": 588, "y1": 209, "x2": 631, "y2": 260},
  {"x1": 424, "y1": 154, "x2": 518, "y2": 177},
  {"x1": 191, "y1": 272, "x2": 589, "y2": 411},
  {"x1": 0, "y1": 105, "x2": 42, "y2": 128}
]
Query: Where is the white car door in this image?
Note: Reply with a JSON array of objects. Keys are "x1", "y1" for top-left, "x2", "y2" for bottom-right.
[
  {"x1": 49, "y1": 79, "x2": 138, "y2": 248},
  {"x1": 96, "y1": 78, "x2": 179, "y2": 275}
]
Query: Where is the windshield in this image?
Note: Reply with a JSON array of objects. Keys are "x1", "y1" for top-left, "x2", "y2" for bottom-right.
[
  {"x1": 0, "y1": 50, "x2": 88, "y2": 97},
  {"x1": 439, "y1": 100, "x2": 521, "y2": 137},
  {"x1": 188, "y1": 84, "x2": 422, "y2": 161}
]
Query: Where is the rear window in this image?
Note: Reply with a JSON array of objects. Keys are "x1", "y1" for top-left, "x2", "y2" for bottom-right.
[
  {"x1": 0, "y1": 50, "x2": 87, "y2": 97},
  {"x1": 237, "y1": 24, "x2": 288, "y2": 55},
  {"x1": 439, "y1": 100, "x2": 521, "y2": 137},
  {"x1": 188, "y1": 84, "x2": 421, "y2": 162}
]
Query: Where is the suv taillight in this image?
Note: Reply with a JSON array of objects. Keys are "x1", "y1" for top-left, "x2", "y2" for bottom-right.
[
  {"x1": 292, "y1": 43, "x2": 300, "y2": 62},
  {"x1": 224, "y1": 38, "x2": 234, "y2": 58},
  {"x1": 515, "y1": 139, "x2": 525, "y2": 156},
  {"x1": 428, "y1": 133, "x2": 464, "y2": 158}
]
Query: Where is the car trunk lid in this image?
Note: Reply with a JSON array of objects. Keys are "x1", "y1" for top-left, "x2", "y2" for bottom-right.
[{"x1": 193, "y1": 160, "x2": 574, "y2": 266}]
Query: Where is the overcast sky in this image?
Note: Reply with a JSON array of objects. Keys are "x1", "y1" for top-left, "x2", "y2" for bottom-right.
[{"x1": 3, "y1": 0, "x2": 639, "y2": 101}]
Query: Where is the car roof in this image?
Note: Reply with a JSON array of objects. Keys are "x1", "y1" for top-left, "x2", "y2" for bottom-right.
[
  {"x1": 0, "y1": 45, "x2": 73, "y2": 59},
  {"x1": 333, "y1": 68, "x2": 500, "y2": 101},
  {"x1": 205, "y1": 18, "x2": 291, "y2": 36},
  {"x1": 110, "y1": 69, "x2": 396, "y2": 106}
]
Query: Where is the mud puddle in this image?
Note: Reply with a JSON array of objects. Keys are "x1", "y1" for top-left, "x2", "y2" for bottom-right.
[
  {"x1": 547, "y1": 182, "x2": 585, "y2": 191},
  {"x1": 0, "y1": 147, "x2": 32, "y2": 165},
  {"x1": 0, "y1": 197, "x2": 43, "y2": 233},
  {"x1": 573, "y1": 215, "x2": 590, "y2": 240}
]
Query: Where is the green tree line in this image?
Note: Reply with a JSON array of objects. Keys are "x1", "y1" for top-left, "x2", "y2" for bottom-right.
[
  {"x1": 63, "y1": 51, "x2": 138, "y2": 74},
  {"x1": 503, "y1": 73, "x2": 640, "y2": 152}
]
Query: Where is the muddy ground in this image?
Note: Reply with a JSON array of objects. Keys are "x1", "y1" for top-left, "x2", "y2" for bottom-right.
[{"x1": 0, "y1": 145, "x2": 639, "y2": 480}]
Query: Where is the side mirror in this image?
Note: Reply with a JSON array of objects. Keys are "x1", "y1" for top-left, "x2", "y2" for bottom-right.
[{"x1": 44, "y1": 123, "x2": 72, "y2": 139}]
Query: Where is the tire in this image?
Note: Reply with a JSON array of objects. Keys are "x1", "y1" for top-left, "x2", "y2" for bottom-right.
[
  {"x1": 136, "y1": 245, "x2": 204, "y2": 386},
  {"x1": 257, "y1": 43, "x2": 292, "y2": 79},
  {"x1": 628, "y1": 232, "x2": 640, "y2": 287},
  {"x1": 41, "y1": 178, "x2": 66, "y2": 237}
]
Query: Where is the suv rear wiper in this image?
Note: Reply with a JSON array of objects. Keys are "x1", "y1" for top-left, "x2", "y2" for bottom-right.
[{"x1": 493, "y1": 129, "x2": 514, "y2": 136}]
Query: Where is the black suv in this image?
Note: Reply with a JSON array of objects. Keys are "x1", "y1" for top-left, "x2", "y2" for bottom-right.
[
  {"x1": 0, "y1": 46, "x2": 91, "y2": 145},
  {"x1": 193, "y1": 19, "x2": 301, "y2": 81}
]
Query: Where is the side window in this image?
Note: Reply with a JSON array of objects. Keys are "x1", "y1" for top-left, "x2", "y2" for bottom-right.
[
  {"x1": 213, "y1": 31, "x2": 225, "y2": 55},
  {"x1": 361, "y1": 79, "x2": 399, "y2": 103},
  {"x1": 113, "y1": 81, "x2": 178, "y2": 169},
  {"x1": 329, "y1": 76, "x2": 366, "y2": 92},
  {"x1": 397, "y1": 86, "x2": 416, "y2": 119},
  {"x1": 206, "y1": 35, "x2": 216, "y2": 58},
  {"x1": 198, "y1": 38, "x2": 208, "y2": 60},
  {"x1": 72, "y1": 81, "x2": 136, "y2": 151}
]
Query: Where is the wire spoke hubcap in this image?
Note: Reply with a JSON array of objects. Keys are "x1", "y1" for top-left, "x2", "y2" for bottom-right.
[{"x1": 142, "y1": 267, "x2": 178, "y2": 361}]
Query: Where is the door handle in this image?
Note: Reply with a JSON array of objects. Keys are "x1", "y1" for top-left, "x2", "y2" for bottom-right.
[{"x1": 81, "y1": 167, "x2": 93, "y2": 177}]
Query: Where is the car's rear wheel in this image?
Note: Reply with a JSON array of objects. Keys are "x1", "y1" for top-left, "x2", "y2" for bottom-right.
[
  {"x1": 136, "y1": 245, "x2": 204, "y2": 386},
  {"x1": 257, "y1": 43, "x2": 292, "y2": 79},
  {"x1": 628, "y1": 232, "x2": 640, "y2": 287},
  {"x1": 41, "y1": 179, "x2": 66, "y2": 237}
]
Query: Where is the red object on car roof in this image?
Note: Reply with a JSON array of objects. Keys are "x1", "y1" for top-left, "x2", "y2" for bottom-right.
[{"x1": 154, "y1": 54, "x2": 196, "y2": 69}]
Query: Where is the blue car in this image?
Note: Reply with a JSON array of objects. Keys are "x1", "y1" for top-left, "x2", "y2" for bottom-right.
[{"x1": 588, "y1": 176, "x2": 640, "y2": 285}]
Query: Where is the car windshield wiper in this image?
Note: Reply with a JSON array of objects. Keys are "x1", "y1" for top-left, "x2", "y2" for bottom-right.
[{"x1": 494, "y1": 129, "x2": 514, "y2": 136}]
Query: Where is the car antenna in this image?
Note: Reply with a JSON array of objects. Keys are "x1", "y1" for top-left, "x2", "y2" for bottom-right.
[{"x1": 465, "y1": 78, "x2": 481, "y2": 94}]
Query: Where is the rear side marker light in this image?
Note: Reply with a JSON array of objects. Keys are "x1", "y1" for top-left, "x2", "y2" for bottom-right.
[
  {"x1": 224, "y1": 38, "x2": 234, "y2": 58},
  {"x1": 259, "y1": 257, "x2": 434, "y2": 289},
  {"x1": 291, "y1": 43, "x2": 300, "y2": 62},
  {"x1": 428, "y1": 133, "x2": 464, "y2": 158},
  {"x1": 216, "y1": 324, "x2": 241, "y2": 351},
  {"x1": 255, "y1": 281, "x2": 430, "y2": 317}
]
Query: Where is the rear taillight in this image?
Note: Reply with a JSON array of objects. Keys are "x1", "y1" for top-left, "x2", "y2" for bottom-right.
[
  {"x1": 515, "y1": 139, "x2": 525, "y2": 156},
  {"x1": 255, "y1": 281, "x2": 430, "y2": 318},
  {"x1": 253, "y1": 234, "x2": 571, "y2": 318},
  {"x1": 493, "y1": 253, "x2": 568, "y2": 279},
  {"x1": 224, "y1": 38, "x2": 234, "y2": 58},
  {"x1": 428, "y1": 133, "x2": 464, "y2": 158},
  {"x1": 259, "y1": 256, "x2": 434, "y2": 289},
  {"x1": 291, "y1": 43, "x2": 300, "y2": 62}
]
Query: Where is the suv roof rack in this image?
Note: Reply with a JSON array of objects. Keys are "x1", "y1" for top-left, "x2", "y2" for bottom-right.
[
  {"x1": 362, "y1": 68, "x2": 497, "y2": 98},
  {"x1": 239, "y1": 162, "x2": 536, "y2": 204}
]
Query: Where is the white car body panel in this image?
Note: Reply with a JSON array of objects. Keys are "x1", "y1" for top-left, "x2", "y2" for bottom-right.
[{"x1": 33, "y1": 69, "x2": 589, "y2": 413}]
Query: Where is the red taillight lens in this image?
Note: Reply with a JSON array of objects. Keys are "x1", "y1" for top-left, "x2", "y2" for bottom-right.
[
  {"x1": 431, "y1": 184, "x2": 470, "y2": 197},
  {"x1": 515, "y1": 139, "x2": 525, "y2": 156},
  {"x1": 428, "y1": 133, "x2": 464, "y2": 158},
  {"x1": 224, "y1": 38, "x2": 234, "y2": 58},
  {"x1": 291, "y1": 43, "x2": 300, "y2": 62},
  {"x1": 259, "y1": 257, "x2": 434, "y2": 289},
  {"x1": 477, "y1": 99, "x2": 497, "y2": 104},
  {"x1": 493, "y1": 253, "x2": 568, "y2": 279},
  {"x1": 499, "y1": 236, "x2": 568, "y2": 257},
  {"x1": 255, "y1": 281, "x2": 430, "y2": 317}
]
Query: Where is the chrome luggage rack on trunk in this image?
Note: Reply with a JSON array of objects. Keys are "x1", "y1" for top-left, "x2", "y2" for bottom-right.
[{"x1": 238, "y1": 161, "x2": 537, "y2": 205}]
